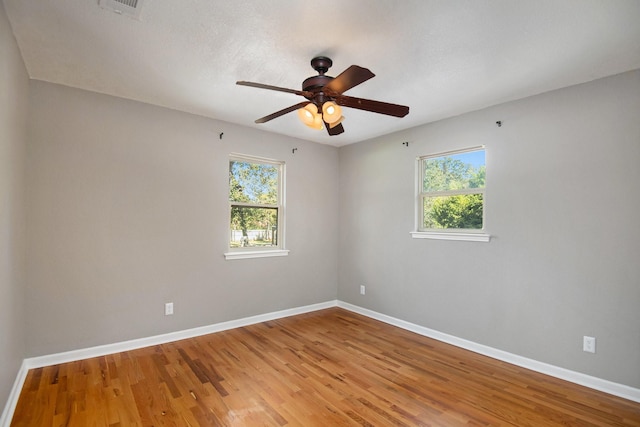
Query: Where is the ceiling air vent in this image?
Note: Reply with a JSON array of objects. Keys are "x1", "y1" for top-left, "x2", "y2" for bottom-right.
[{"x1": 98, "y1": 0, "x2": 145, "y2": 19}]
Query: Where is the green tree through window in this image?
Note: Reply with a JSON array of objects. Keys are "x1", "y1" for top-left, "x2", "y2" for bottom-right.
[
  {"x1": 420, "y1": 148, "x2": 485, "y2": 230},
  {"x1": 229, "y1": 156, "x2": 283, "y2": 249}
]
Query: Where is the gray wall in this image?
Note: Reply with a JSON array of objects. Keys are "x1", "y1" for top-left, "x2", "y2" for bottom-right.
[
  {"x1": 338, "y1": 70, "x2": 640, "y2": 388},
  {"x1": 25, "y1": 81, "x2": 339, "y2": 357},
  {"x1": 0, "y1": 0, "x2": 28, "y2": 409}
]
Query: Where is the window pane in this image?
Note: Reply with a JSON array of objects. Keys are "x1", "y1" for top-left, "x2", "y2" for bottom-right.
[
  {"x1": 230, "y1": 206, "x2": 278, "y2": 248},
  {"x1": 423, "y1": 194, "x2": 483, "y2": 229},
  {"x1": 229, "y1": 161, "x2": 279, "y2": 204},
  {"x1": 423, "y1": 150, "x2": 485, "y2": 192}
]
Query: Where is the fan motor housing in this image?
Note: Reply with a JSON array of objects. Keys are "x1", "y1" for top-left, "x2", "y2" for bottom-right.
[{"x1": 302, "y1": 75, "x2": 333, "y2": 92}]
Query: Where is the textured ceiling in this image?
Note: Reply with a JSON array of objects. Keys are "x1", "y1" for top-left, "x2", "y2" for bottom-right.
[{"x1": 4, "y1": 0, "x2": 640, "y2": 146}]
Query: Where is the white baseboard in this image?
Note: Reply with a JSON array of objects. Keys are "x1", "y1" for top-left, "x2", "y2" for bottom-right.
[
  {"x1": 24, "y1": 300, "x2": 338, "y2": 369},
  {"x1": 337, "y1": 301, "x2": 640, "y2": 403},
  {"x1": 0, "y1": 360, "x2": 28, "y2": 427},
  {"x1": 3, "y1": 299, "x2": 639, "y2": 426}
]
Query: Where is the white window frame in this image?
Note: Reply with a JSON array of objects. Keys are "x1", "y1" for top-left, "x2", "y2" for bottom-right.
[
  {"x1": 411, "y1": 146, "x2": 490, "y2": 242},
  {"x1": 224, "y1": 153, "x2": 289, "y2": 260}
]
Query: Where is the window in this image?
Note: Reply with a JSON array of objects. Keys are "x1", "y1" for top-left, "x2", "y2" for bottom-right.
[
  {"x1": 225, "y1": 154, "x2": 288, "y2": 259},
  {"x1": 412, "y1": 146, "x2": 489, "y2": 242}
]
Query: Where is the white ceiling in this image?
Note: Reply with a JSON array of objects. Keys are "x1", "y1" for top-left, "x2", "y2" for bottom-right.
[{"x1": 4, "y1": 0, "x2": 640, "y2": 146}]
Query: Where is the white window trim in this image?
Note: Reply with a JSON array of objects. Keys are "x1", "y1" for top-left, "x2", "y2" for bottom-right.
[
  {"x1": 226, "y1": 153, "x2": 287, "y2": 260},
  {"x1": 410, "y1": 231, "x2": 490, "y2": 242},
  {"x1": 413, "y1": 146, "x2": 491, "y2": 243},
  {"x1": 224, "y1": 249, "x2": 290, "y2": 260}
]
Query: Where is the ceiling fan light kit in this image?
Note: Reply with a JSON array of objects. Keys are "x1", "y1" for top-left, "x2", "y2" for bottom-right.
[
  {"x1": 321, "y1": 101, "x2": 343, "y2": 127},
  {"x1": 237, "y1": 56, "x2": 410, "y2": 136},
  {"x1": 297, "y1": 104, "x2": 323, "y2": 129}
]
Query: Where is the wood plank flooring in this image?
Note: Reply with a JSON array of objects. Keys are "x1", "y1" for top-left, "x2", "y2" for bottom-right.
[{"x1": 11, "y1": 308, "x2": 640, "y2": 426}]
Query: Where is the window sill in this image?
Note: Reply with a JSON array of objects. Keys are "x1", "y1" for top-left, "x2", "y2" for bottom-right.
[
  {"x1": 224, "y1": 249, "x2": 290, "y2": 260},
  {"x1": 410, "y1": 231, "x2": 491, "y2": 242}
]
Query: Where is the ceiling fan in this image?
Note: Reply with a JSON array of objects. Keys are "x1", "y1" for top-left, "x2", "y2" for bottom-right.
[{"x1": 236, "y1": 56, "x2": 410, "y2": 136}]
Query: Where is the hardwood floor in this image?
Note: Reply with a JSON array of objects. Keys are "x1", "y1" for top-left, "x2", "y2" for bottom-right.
[{"x1": 11, "y1": 308, "x2": 640, "y2": 426}]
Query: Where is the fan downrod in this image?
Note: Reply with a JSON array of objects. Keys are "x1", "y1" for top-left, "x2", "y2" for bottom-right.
[{"x1": 310, "y1": 56, "x2": 332, "y2": 75}]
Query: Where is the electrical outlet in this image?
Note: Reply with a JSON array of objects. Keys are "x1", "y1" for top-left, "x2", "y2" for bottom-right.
[
  {"x1": 583, "y1": 336, "x2": 596, "y2": 353},
  {"x1": 360, "y1": 285, "x2": 366, "y2": 295},
  {"x1": 165, "y1": 302, "x2": 174, "y2": 316}
]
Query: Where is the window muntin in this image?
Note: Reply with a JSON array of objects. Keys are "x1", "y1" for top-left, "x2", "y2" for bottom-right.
[
  {"x1": 229, "y1": 155, "x2": 284, "y2": 251},
  {"x1": 419, "y1": 147, "x2": 485, "y2": 231}
]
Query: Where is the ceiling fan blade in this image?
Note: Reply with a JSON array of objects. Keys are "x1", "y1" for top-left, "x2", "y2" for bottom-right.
[
  {"x1": 323, "y1": 65, "x2": 375, "y2": 95},
  {"x1": 325, "y1": 121, "x2": 344, "y2": 136},
  {"x1": 335, "y1": 95, "x2": 409, "y2": 118},
  {"x1": 255, "y1": 102, "x2": 310, "y2": 124},
  {"x1": 237, "y1": 81, "x2": 313, "y2": 98}
]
